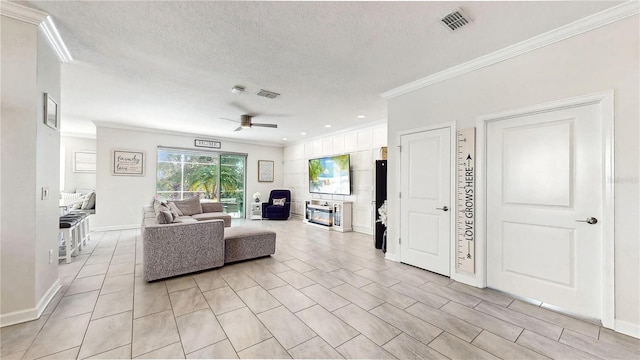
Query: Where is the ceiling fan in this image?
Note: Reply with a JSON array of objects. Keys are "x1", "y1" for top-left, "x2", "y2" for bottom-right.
[{"x1": 221, "y1": 114, "x2": 278, "y2": 132}]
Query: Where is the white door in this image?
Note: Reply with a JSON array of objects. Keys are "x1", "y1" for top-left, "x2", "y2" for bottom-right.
[
  {"x1": 400, "y1": 127, "x2": 451, "y2": 276},
  {"x1": 486, "y1": 103, "x2": 603, "y2": 319}
]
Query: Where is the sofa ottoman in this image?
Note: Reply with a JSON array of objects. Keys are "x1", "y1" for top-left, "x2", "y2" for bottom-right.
[{"x1": 224, "y1": 227, "x2": 276, "y2": 263}]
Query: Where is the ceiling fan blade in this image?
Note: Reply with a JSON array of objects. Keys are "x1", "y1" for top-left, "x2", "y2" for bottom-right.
[
  {"x1": 220, "y1": 117, "x2": 240, "y2": 123},
  {"x1": 233, "y1": 126, "x2": 243, "y2": 132},
  {"x1": 251, "y1": 123, "x2": 278, "y2": 128}
]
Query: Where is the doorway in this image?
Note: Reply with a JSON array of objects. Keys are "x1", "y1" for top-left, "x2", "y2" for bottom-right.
[
  {"x1": 479, "y1": 92, "x2": 614, "y2": 325},
  {"x1": 399, "y1": 124, "x2": 455, "y2": 276}
]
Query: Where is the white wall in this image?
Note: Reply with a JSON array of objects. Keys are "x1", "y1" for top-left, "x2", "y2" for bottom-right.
[
  {"x1": 283, "y1": 122, "x2": 387, "y2": 234},
  {"x1": 386, "y1": 16, "x2": 639, "y2": 331},
  {"x1": 35, "y1": 24, "x2": 62, "y2": 306},
  {"x1": 94, "y1": 125, "x2": 284, "y2": 229},
  {"x1": 1, "y1": 16, "x2": 61, "y2": 325},
  {"x1": 61, "y1": 136, "x2": 96, "y2": 192}
]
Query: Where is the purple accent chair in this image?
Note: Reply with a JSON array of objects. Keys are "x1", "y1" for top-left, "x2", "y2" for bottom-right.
[{"x1": 262, "y1": 190, "x2": 291, "y2": 220}]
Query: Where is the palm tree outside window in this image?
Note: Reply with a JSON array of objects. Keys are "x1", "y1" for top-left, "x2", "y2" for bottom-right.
[{"x1": 156, "y1": 148, "x2": 246, "y2": 218}]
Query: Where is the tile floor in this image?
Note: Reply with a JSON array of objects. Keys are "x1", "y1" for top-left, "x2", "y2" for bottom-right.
[{"x1": 1, "y1": 219, "x2": 639, "y2": 359}]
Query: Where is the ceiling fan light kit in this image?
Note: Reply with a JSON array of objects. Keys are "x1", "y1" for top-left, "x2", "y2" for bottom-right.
[{"x1": 240, "y1": 115, "x2": 252, "y2": 128}]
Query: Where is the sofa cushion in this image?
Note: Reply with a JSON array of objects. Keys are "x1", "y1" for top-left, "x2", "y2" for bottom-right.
[
  {"x1": 171, "y1": 196, "x2": 203, "y2": 216},
  {"x1": 223, "y1": 227, "x2": 276, "y2": 263},
  {"x1": 265, "y1": 205, "x2": 286, "y2": 214},
  {"x1": 167, "y1": 202, "x2": 183, "y2": 218},
  {"x1": 174, "y1": 216, "x2": 198, "y2": 224},
  {"x1": 201, "y1": 202, "x2": 223, "y2": 213},
  {"x1": 192, "y1": 212, "x2": 231, "y2": 227},
  {"x1": 272, "y1": 198, "x2": 286, "y2": 206}
]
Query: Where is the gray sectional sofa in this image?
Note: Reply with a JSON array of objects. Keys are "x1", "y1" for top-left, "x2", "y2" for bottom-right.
[{"x1": 142, "y1": 199, "x2": 276, "y2": 281}]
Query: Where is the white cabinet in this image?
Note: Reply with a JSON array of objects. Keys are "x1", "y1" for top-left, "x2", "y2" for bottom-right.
[{"x1": 304, "y1": 200, "x2": 352, "y2": 232}]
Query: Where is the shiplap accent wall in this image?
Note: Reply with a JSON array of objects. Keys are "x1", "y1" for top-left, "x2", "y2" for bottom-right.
[{"x1": 284, "y1": 123, "x2": 387, "y2": 234}]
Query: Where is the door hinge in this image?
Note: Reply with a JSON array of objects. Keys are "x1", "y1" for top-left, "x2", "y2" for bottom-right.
[
  {"x1": 399, "y1": 237, "x2": 401, "y2": 244},
  {"x1": 399, "y1": 192, "x2": 401, "y2": 199}
]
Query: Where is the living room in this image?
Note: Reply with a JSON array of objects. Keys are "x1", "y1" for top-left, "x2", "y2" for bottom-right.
[{"x1": 2, "y1": 1, "x2": 639, "y2": 359}]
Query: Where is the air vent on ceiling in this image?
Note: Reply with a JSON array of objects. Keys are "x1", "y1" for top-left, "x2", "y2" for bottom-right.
[
  {"x1": 441, "y1": 8, "x2": 471, "y2": 31},
  {"x1": 256, "y1": 89, "x2": 280, "y2": 99}
]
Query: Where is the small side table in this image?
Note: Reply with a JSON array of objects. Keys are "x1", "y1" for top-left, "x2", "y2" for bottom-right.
[{"x1": 251, "y1": 202, "x2": 262, "y2": 220}]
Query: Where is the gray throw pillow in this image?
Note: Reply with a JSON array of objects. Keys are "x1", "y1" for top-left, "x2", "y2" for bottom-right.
[
  {"x1": 154, "y1": 203, "x2": 173, "y2": 224},
  {"x1": 155, "y1": 209, "x2": 173, "y2": 224},
  {"x1": 171, "y1": 196, "x2": 203, "y2": 216},
  {"x1": 273, "y1": 198, "x2": 286, "y2": 206},
  {"x1": 167, "y1": 201, "x2": 183, "y2": 218}
]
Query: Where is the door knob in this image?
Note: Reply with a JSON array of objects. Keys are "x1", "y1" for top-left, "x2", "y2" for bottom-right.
[
  {"x1": 576, "y1": 217, "x2": 598, "y2": 224},
  {"x1": 436, "y1": 206, "x2": 448, "y2": 212}
]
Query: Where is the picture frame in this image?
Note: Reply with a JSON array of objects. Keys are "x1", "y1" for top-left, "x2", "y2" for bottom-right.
[
  {"x1": 112, "y1": 149, "x2": 145, "y2": 176},
  {"x1": 73, "y1": 151, "x2": 96, "y2": 173},
  {"x1": 258, "y1": 160, "x2": 274, "y2": 182},
  {"x1": 44, "y1": 93, "x2": 58, "y2": 130}
]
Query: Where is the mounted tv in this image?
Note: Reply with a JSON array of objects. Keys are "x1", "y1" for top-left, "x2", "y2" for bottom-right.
[{"x1": 308, "y1": 154, "x2": 351, "y2": 195}]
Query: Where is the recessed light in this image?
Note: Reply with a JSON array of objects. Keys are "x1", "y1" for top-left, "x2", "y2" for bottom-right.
[
  {"x1": 231, "y1": 85, "x2": 245, "y2": 94},
  {"x1": 282, "y1": 137, "x2": 288, "y2": 141},
  {"x1": 301, "y1": 132, "x2": 307, "y2": 135},
  {"x1": 357, "y1": 115, "x2": 366, "y2": 119},
  {"x1": 325, "y1": 125, "x2": 331, "y2": 128}
]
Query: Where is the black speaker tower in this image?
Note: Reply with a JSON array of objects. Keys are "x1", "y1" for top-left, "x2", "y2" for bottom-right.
[{"x1": 374, "y1": 160, "x2": 387, "y2": 250}]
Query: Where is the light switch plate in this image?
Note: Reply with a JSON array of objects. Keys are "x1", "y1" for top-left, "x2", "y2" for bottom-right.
[{"x1": 42, "y1": 187, "x2": 49, "y2": 200}]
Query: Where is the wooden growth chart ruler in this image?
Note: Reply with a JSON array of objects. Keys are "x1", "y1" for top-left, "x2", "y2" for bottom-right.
[{"x1": 457, "y1": 128, "x2": 475, "y2": 274}]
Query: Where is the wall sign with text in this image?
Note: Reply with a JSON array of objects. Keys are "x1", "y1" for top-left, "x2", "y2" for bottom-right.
[
  {"x1": 113, "y1": 150, "x2": 145, "y2": 176},
  {"x1": 194, "y1": 139, "x2": 221, "y2": 149},
  {"x1": 457, "y1": 128, "x2": 475, "y2": 274}
]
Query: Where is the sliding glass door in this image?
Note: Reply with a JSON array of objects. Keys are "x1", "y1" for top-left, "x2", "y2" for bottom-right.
[
  {"x1": 219, "y1": 154, "x2": 246, "y2": 218},
  {"x1": 156, "y1": 148, "x2": 246, "y2": 218}
]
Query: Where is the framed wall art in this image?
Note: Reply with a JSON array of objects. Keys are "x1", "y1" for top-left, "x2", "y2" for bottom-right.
[
  {"x1": 73, "y1": 151, "x2": 96, "y2": 173},
  {"x1": 112, "y1": 150, "x2": 145, "y2": 176},
  {"x1": 44, "y1": 93, "x2": 58, "y2": 130},
  {"x1": 258, "y1": 160, "x2": 274, "y2": 182}
]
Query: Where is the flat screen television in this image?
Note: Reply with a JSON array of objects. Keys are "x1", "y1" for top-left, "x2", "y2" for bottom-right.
[{"x1": 308, "y1": 154, "x2": 351, "y2": 195}]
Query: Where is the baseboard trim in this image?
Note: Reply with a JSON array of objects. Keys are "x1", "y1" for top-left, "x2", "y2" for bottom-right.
[
  {"x1": 36, "y1": 279, "x2": 61, "y2": 318},
  {"x1": 615, "y1": 319, "x2": 640, "y2": 339},
  {"x1": 384, "y1": 252, "x2": 399, "y2": 262},
  {"x1": 92, "y1": 224, "x2": 139, "y2": 232},
  {"x1": 1, "y1": 279, "x2": 61, "y2": 328},
  {"x1": 352, "y1": 226, "x2": 373, "y2": 235}
]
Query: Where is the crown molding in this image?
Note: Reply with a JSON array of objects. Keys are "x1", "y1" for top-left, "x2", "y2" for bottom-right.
[
  {"x1": 288, "y1": 118, "x2": 388, "y2": 146},
  {"x1": 0, "y1": 2, "x2": 72, "y2": 63},
  {"x1": 93, "y1": 121, "x2": 285, "y2": 148},
  {"x1": 381, "y1": 1, "x2": 639, "y2": 100},
  {"x1": 0, "y1": 1, "x2": 48, "y2": 25},
  {"x1": 40, "y1": 17, "x2": 73, "y2": 63}
]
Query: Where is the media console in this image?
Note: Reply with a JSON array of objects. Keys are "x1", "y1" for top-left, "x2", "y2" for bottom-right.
[{"x1": 303, "y1": 199, "x2": 352, "y2": 232}]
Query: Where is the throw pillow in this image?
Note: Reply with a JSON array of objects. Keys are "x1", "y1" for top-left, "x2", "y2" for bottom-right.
[
  {"x1": 171, "y1": 196, "x2": 203, "y2": 216},
  {"x1": 81, "y1": 191, "x2": 96, "y2": 210},
  {"x1": 154, "y1": 203, "x2": 173, "y2": 224},
  {"x1": 155, "y1": 208, "x2": 173, "y2": 224},
  {"x1": 273, "y1": 198, "x2": 286, "y2": 206},
  {"x1": 167, "y1": 201, "x2": 183, "y2": 218}
]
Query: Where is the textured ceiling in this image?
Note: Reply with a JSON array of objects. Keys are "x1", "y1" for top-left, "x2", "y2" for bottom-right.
[{"x1": 24, "y1": 1, "x2": 620, "y2": 144}]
